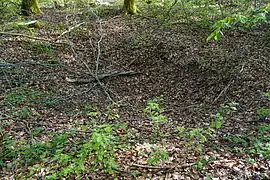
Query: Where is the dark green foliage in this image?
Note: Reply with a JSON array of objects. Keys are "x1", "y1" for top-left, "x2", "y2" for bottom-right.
[
  {"x1": 224, "y1": 93, "x2": 270, "y2": 159},
  {"x1": 226, "y1": 134, "x2": 270, "y2": 159},
  {"x1": 0, "y1": 124, "x2": 120, "y2": 178},
  {"x1": 208, "y1": 4, "x2": 270, "y2": 40},
  {"x1": 2, "y1": 86, "x2": 57, "y2": 107}
]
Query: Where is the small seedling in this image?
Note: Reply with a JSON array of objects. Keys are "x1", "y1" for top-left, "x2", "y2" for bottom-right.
[
  {"x1": 144, "y1": 97, "x2": 168, "y2": 142},
  {"x1": 147, "y1": 148, "x2": 168, "y2": 166},
  {"x1": 130, "y1": 39, "x2": 139, "y2": 49},
  {"x1": 176, "y1": 102, "x2": 237, "y2": 153},
  {"x1": 105, "y1": 102, "x2": 120, "y2": 120}
]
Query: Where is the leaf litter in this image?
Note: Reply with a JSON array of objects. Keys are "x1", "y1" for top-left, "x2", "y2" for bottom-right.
[{"x1": 0, "y1": 7, "x2": 269, "y2": 179}]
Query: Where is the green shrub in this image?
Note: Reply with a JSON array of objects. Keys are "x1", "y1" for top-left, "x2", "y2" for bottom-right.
[{"x1": 208, "y1": 4, "x2": 270, "y2": 41}]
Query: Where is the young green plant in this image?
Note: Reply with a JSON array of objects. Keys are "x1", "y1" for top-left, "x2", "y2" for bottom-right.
[{"x1": 144, "y1": 97, "x2": 168, "y2": 142}]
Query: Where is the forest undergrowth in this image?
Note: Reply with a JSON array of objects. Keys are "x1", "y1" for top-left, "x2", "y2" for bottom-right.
[{"x1": 0, "y1": 1, "x2": 270, "y2": 179}]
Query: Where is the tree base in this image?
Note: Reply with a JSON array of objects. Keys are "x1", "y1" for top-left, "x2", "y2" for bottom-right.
[
  {"x1": 123, "y1": 0, "x2": 139, "y2": 15},
  {"x1": 21, "y1": 0, "x2": 42, "y2": 16}
]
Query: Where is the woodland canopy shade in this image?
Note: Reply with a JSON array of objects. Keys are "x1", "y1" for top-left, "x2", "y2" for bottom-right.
[{"x1": 21, "y1": 0, "x2": 42, "y2": 16}]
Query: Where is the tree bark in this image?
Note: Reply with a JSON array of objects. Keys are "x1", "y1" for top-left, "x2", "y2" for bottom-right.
[
  {"x1": 123, "y1": 0, "x2": 138, "y2": 14},
  {"x1": 21, "y1": 0, "x2": 42, "y2": 16}
]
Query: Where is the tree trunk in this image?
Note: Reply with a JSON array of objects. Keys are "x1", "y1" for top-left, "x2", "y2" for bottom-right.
[
  {"x1": 123, "y1": 0, "x2": 138, "y2": 14},
  {"x1": 21, "y1": 0, "x2": 42, "y2": 16}
]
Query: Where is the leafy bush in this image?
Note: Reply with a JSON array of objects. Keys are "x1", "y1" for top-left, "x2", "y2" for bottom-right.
[{"x1": 208, "y1": 4, "x2": 270, "y2": 41}]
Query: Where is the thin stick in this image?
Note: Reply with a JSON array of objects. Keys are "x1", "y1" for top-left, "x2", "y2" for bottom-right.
[
  {"x1": 0, "y1": 31, "x2": 79, "y2": 49},
  {"x1": 0, "y1": 31, "x2": 54, "y2": 42},
  {"x1": 85, "y1": 7, "x2": 113, "y2": 102},
  {"x1": 213, "y1": 80, "x2": 234, "y2": 103},
  {"x1": 132, "y1": 164, "x2": 175, "y2": 170},
  {"x1": 57, "y1": 22, "x2": 85, "y2": 39}
]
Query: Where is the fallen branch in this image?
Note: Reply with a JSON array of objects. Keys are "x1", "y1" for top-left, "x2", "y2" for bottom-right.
[
  {"x1": 213, "y1": 80, "x2": 234, "y2": 103},
  {"x1": 0, "y1": 31, "x2": 82, "y2": 50},
  {"x1": 132, "y1": 163, "x2": 175, "y2": 170},
  {"x1": 57, "y1": 22, "x2": 85, "y2": 39},
  {"x1": 132, "y1": 163, "x2": 193, "y2": 170},
  {"x1": 65, "y1": 71, "x2": 141, "y2": 84},
  {"x1": 0, "y1": 31, "x2": 53, "y2": 42}
]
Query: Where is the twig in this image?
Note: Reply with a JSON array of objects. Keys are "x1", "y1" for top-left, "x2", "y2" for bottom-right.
[
  {"x1": 65, "y1": 71, "x2": 141, "y2": 83},
  {"x1": 57, "y1": 22, "x2": 85, "y2": 39},
  {"x1": 84, "y1": 7, "x2": 113, "y2": 102},
  {"x1": 132, "y1": 164, "x2": 175, "y2": 170},
  {"x1": 213, "y1": 80, "x2": 234, "y2": 103},
  {"x1": 0, "y1": 31, "x2": 53, "y2": 42},
  {"x1": 0, "y1": 31, "x2": 79, "y2": 49},
  {"x1": 239, "y1": 63, "x2": 245, "y2": 73}
]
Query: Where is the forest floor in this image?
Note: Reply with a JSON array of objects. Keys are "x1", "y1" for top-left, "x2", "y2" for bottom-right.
[{"x1": 0, "y1": 7, "x2": 270, "y2": 179}]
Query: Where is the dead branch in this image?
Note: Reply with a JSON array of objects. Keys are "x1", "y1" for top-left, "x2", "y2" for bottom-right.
[
  {"x1": 0, "y1": 31, "x2": 53, "y2": 42},
  {"x1": 0, "y1": 31, "x2": 84, "y2": 51},
  {"x1": 132, "y1": 163, "x2": 194, "y2": 170},
  {"x1": 132, "y1": 163, "x2": 175, "y2": 170},
  {"x1": 65, "y1": 71, "x2": 141, "y2": 83},
  {"x1": 213, "y1": 80, "x2": 234, "y2": 103},
  {"x1": 57, "y1": 22, "x2": 85, "y2": 39},
  {"x1": 81, "y1": 6, "x2": 114, "y2": 102}
]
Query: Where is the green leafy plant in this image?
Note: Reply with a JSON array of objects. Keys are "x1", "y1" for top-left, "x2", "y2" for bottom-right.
[
  {"x1": 194, "y1": 156, "x2": 211, "y2": 170},
  {"x1": 33, "y1": 42, "x2": 54, "y2": 57},
  {"x1": 246, "y1": 157, "x2": 255, "y2": 164},
  {"x1": 176, "y1": 102, "x2": 237, "y2": 153},
  {"x1": 105, "y1": 102, "x2": 120, "y2": 120},
  {"x1": 3, "y1": 86, "x2": 42, "y2": 105},
  {"x1": 83, "y1": 126, "x2": 118, "y2": 174},
  {"x1": 147, "y1": 148, "x2": 168, "y2": 166},
  {"x1": 2, "y1": 86, "x2": 56, "y2": 106},
  {"x1": 228, "y1": 134, "x2": 270, "y2": 160},
  {"x1": 0, "y1": 132, "x2": 16, "y2": 169},
  {"x1": 176, "y1": 126, "x2": 213, "y2": 153},
  {"x1": 17, "y1": 107, "x2": 30, "y2": 119},
  {"x1": 258, "y1": 108, "x2": 270, "y2": 118},
  {"x1": 83, "y1": 104, "x2": 100, "y2": 118},
  {"x1": 144, "y1": 97, "x2": 168, "y2": 142},
  {"x1": 224, "y1": 93, "x2": 270, "y2": 159},
  {"x1": 257, "y1": 125, "x2": 270, "y2": 133},
  {"x1": 0, "y1": 0, "x2": 21, "y2": 25},
  {"x1": 247, "y1": 136, "x2": 270, "y2": 159},
  {"x1": 257, "y1": 92, "x2": 270, "y2": 120},
  {"x1": 46, "y1": 124, "x2": 118, "y2": 178},
  {"x1": 130, "y1": 39, "x2": 139, "y2": 49},
  {"x1": 207, "y1": 4, "x2": 270, "y2": 41},
  {"x1": 264, "y1": 92, "x2": 270, "y2": 101},
  {"x1": 211, "y1": 102, "x2": 238, "y2": 129},
  {"x1": 1, "y1": 122, "x2": 120, "y2": 178}
]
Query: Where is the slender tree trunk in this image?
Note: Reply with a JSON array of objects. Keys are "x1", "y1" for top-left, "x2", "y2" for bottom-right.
[
  {"x1": 123, "y1": 0, "x2": 138, "y2": 14},
  {"x1": 21, "y1": 0, "x2": 42, "y2": 16}
]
